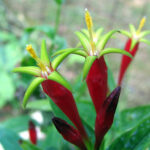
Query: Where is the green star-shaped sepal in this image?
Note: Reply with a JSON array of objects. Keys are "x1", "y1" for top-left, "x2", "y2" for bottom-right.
[
  {"x1": 13, "y1": 40, "x2": 75, "y2": 108},
  {"x1": 120, "y1": 17, "x2": 150, "y2": 50}
]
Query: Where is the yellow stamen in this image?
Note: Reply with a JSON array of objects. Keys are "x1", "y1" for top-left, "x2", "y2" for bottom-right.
[
  {"x1": 26, "y1": 45, "x2": 47, "y2": 72},
  {"x1": 85, "y1": 9, "x2": 93, "y2": 30},
  {"x1": 85, "y1": 9, "x2": 96, "y2": 54},
  {"x1": 26, "y1": 44, "x2": 38, "y2": 59},
  {"x1": 136, "y1": 17, "x2": 146, "y2": 34}
]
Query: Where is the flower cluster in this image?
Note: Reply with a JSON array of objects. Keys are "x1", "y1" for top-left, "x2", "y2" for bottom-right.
[{"x1": 13, "y1": 9, "x2": 150, "y2": 150}]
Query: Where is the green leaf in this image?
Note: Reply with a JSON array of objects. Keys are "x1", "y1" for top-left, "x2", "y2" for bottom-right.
[
  {"x1": 0, "y1": 127, "x2": 22, "y2": 150},
  {"x1": 119, "y1": 30, "x2": 131, "y2": 38},
  {"x1": 0, "y1": 115, "x2": 31, "y2": 133},
  {"x1": 97, "y1": 30, "x2": 119, "y2": 50},
  {"x1": 130, "y1": 39, "x2": 138, "y2": 51},
  {"x1": 129, "y1": 24, "x2": 136, "y2": 35},
  {"x1": 77, "y1": 100, "x2": 96, "y2": 130},
  {"x1": 26, "y1": 99, "x2": 52, "y2": 111},
  {"x1": 25, "y1": 25, "x2": 55, "y2": 39},
  {"x1": 20, "y1": 141, "x2": 42, "y2": 150},
  {"x1": 41, "y1": 124, "x2": 72, "y2": 149},
  {"x1": 40, "y1": 40, "x2": 50, "y2": 65},
  {"x1": 99, "y1": 48, "x2": 133, "y2": 58},
  {"x1": 0, "y1": 70, "x2": 15, "y2": 108},
  {"x1": 52, "y1": 48, "x2": 84, "y2": 69},
  {"x1": 75, "y1": 31, "x2": 91, "y2": 51},
  {"x1": 140, "y1": 38, "x2": 150, "y2": 45},
  {"x1": 83, "y1": 56, "x2": 97, "y2": 80},
  {"x1": 48, "y1": 71, "x2": 72, "y2": 91},
  {"x1": 108, "y1": 115, "x2": 150, "y2": 150},
  {"x1": 120, "y1": 105, "x2": 150, "y2": 132},
  {"x1": 12, "y1": 66, "x2": 41, "y2": 76},
  {"x1": 23, "y1": 77, "x2": 45, "y2": 108}
]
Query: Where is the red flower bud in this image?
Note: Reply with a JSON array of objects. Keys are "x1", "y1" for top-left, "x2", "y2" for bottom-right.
[
  {"x1": 42, "y1": 80, "x2": 87, "y2": 139},
  {"x1": 52, "y1": 117, "x2": 87, "y2": 150},
  {"x1": 118, "y1": 38, "x2": 139, "y2": 85},
  {"x1": 95, "y1": 86, "x2": 121, "y2": 150},
  {"x1": 86, "y1": 57, "x2": 107, "y2": 114},
  {"x1": 29, "y1": 120, "x2": 37, "y2": 145}
]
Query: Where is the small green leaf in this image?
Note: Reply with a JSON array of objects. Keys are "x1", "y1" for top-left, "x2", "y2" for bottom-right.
[
  {"x1": 140, "y1": 38, "x2": 150, "y2": 45},
  {"x1": 26, "y1": 99, "x2": 52, "y2": 111},
  {"x1": 48, "y1": 71, "x2": 72, "y2": 91},
  {"x1": 97, "y1": 30, "x2": 119, "y2": 50},
  {"x1": 99, "y1": 48, "x2": 133, "y2": 58},
  {"x1": 75, "y1": 31, "x2": 91, "y2": 51},
  {"x1": 52, "y1": 48, "x2": 84, "y2": 69},
  {"x1": 130, "y1": 39, "x2": 138, "y2": 51},
  {"x1": 23, "y1": 77, "x2": 45, "y2": 108},
  {"x1": 83, "y1": 56, "x2": 97, "y2": 80},
  {"x1": 40, "y1": 39, "x2": 50, "y2": 65},
  {"x1": 119, "y1": 30, "x2": 131, "y2": 38},
  {"x1": 129, "y1": 24, "x2": 136, "y2": 35},
  {"x1": 12, "y1": 66, "x2": 41, "y2": 76}
]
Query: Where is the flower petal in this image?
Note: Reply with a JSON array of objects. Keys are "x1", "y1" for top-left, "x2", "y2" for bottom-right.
[
  {"x1": 23, "y1": 77, "x2": 45, "y2": 108},
  {"x1": 52, "y1": 117, "x2": 86, "y2": 150},
  {"x1": 97, "y1": 30, "x2": 119, "y2": 50},
  {"x1": 13, "y1": 66, "x2": 41, "y2": 76},
  {"x1": 48, "y1": 71, "x2": 72, "y2": 91},
  {"x1": 40, "y1": 39, "x2": 50, "y2": 65},
  {"x1": 99, "y1": 48, "x2": 133, "y2": 58},
  {"x1": 75, "y1": 31, "x2": 91, "y2": 51},
  {"x1": 83, "y1": 56, "x2": 97, "y2": 80}
]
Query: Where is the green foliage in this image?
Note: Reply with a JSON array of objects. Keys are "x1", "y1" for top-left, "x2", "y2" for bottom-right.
[
  {"x1": 26, "y1": 99, "x2": 52, "y2": 111},
  {"x1": 0, "y1": 127, "x2": 22, "y2": 150},
  {"x1": 108, "y1": 115, "x2": 150, "y2": 150}
]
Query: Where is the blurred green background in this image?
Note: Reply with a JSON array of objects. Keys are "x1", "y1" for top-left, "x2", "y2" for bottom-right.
[{"x1": 0, "y1": 0, "x2": 150, "y2": 149}]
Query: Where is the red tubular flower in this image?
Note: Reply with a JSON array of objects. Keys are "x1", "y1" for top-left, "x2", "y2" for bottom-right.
[
  {"x1": 52, "y1": 10, "x2": 130, "y2": 115},
  {"x1": 29, "y1": 121, "x2": 37, "y2": 145},
  {"x1": 42, "y1": 80, "x2": 87, "y2": 138},
  {"x1": 52, "y1": 117, "x2": 87, "y2": 150},
  {"x1": 13, "y1": 41, "x2": 87, "y2": 139},
  {"x1": 118, "y1": 39, "x2": 139, "y2": 85},
  {"x1": 86, "y1": 57, "x2": 107, "y2": 114},
  {"x1": 118, "y1": 17, "x2": 150, "y2": 85},
  {"x1": 95, "y1": 86, "x2": 121, "y2": 150}
]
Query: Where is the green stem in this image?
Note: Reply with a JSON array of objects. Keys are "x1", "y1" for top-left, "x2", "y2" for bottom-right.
[
  {"x1": 50, "y1": 3, "x2": 62, "y2": 52},
  {"x1": 84, "y1": 138, "x2": 93, "y2": 150},
  {"x1": 55, "y1": 4, "x2": 61, "y2": 36}
]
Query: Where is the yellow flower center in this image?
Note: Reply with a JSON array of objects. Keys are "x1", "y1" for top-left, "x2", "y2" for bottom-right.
[
  {"x1": 26, "y1": 45, "x2": 51, "y2": 77},
  {"x1": 85, "y1": 9, "x2": 96, "y2": 55},
  {"x1": 136, "y1": 17, "x2": 146, "y2": 35}
]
